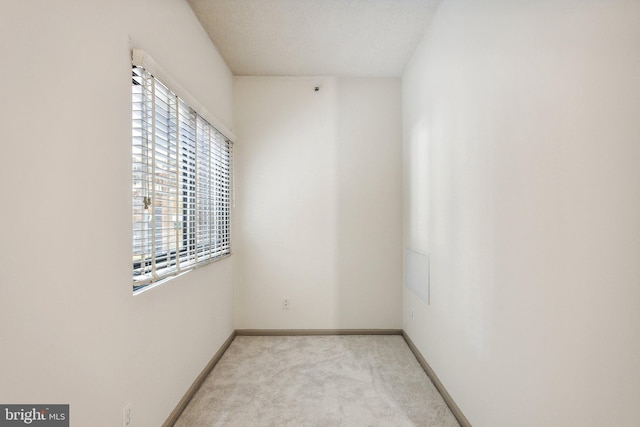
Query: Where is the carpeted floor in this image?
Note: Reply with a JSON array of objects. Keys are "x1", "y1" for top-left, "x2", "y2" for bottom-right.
[{"x1": 174, "y1": 335, "x2": 460, "y2": 426}]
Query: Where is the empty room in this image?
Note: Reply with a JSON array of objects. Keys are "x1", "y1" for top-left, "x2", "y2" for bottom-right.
[{"x1": 1, "y1": 0, "x2": 639, "y2": 426}]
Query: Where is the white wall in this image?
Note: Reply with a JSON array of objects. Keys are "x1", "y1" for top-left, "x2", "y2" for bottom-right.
[
  {"x1": 403, "y1": 0, "x2": 640, "y2": 426},
  {"x1": 0, "y1": 1, "x2": 234, "y2": 426},
  {"x1": 234, "y1": 76, "x2": 402, "y2": 329}
]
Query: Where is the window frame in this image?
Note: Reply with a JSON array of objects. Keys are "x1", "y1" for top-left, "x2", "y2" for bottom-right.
[{"x1": 131, "y1": 50, "x2": 234, "y2": 292}]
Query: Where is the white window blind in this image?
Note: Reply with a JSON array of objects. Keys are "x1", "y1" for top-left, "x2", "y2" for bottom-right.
[{"x1": 132, "y1": 62, "x2": 233, "y2": 291}]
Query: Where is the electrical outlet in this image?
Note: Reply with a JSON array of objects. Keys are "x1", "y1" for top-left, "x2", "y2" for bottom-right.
[
  {"x1": 123, "y1": 403, "x2": 132, "y2": 427},
  {"x1": 282, "y1": 298, "x2": 290, "y2": 309}
]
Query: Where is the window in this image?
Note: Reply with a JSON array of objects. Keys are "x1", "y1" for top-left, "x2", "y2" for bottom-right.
[{"x1": 132, "y1": 62, "x2": 233, "y2": 291}]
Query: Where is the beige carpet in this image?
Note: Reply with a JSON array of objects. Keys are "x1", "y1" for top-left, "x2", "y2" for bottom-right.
[{"x1": 174, "y1": 335, "x2": 460, "y2": 426}]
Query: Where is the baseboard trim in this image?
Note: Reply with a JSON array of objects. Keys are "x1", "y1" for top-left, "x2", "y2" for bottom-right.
[
  {"x1": 401, "y1": 331, "x2": 471, "y2": 427},
  {"x1": 163, "y1": 330, "x2": 237, "y2": 427},
  {"x1": 235, "y1": 328, "x2": 403, "y2": 336}
]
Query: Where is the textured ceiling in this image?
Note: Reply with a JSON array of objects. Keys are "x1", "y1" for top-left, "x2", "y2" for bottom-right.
[{"x1": 186, "y1": 0, "x2": 440, "y2": 77}]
